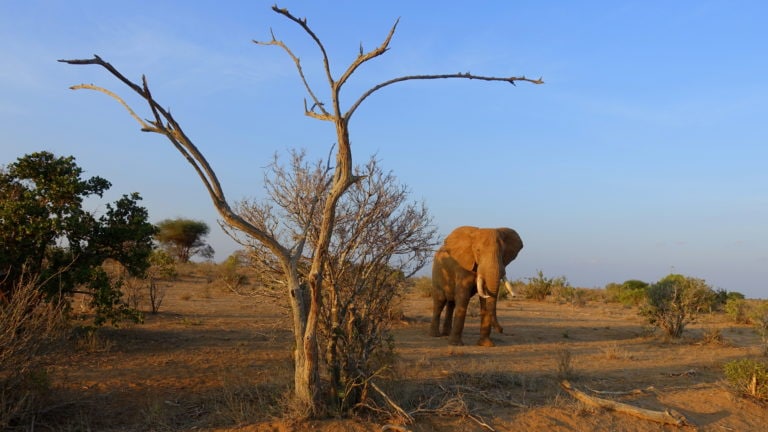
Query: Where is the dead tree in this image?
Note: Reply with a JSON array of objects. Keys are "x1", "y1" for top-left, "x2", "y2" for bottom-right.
[
  {"x1": 60, "y1": 5, "x2": 542, "y2": 416},
  {"x1": 234, "y1": 151, "x2": 438, "y2": 414}
]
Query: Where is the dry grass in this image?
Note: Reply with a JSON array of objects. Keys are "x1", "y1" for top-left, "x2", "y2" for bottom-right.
[
  {"x1": 0, "y1": 278, "x2": 67, "y2": 429},
  {"x1": 6, "y1": 264, "x2": 768, "y2": 431}
]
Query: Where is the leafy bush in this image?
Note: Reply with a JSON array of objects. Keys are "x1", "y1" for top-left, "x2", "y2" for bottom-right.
[
  {"x1": 604, "y1": 280, "x2": 649, "y2": 306},
  {"x1": 724, "y1": 358, "x2": 768, "y2": 400},
  {"x1": 409, "y1": 276, "x2": 433, "y2": 298},
  {"x1": 522, "y1": 270, "x2": 556, "y2": 301},
  {"x1": 725, "y1": 298, "x2": 750, "y2": 324},
  {"x1": 749, "y1": 301, "x2": 768, "y2": 354},
  {"x1": 639, "y1": 274, "x2": 714, "y2": 338},
  {"x1": 148, "y1": 250, "x2": 177, "y2": 280},
  {"x1": 218, "y1": 252, "x2": 249, "y2": 293}
]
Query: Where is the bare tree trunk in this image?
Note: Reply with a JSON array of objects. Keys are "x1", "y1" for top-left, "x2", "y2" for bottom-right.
[{"x1": 299, "y1": 124, "x2": 355, "y2": 412}]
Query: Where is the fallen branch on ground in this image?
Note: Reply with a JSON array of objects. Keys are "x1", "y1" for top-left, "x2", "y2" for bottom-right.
[
  {"x1": 666, "y1": 369, "x2": 697, "y2": 377},
  {"x1": 560, "y1": 380, "x2": 693, "y2": 427},
  {"x1": 586, "y1": 386, "x2": 654, "y2": 396}
]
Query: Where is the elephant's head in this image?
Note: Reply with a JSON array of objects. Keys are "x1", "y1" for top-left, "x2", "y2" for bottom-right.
[{"x1": 444, "y1": 226, "x2": 523, "y2": 298}]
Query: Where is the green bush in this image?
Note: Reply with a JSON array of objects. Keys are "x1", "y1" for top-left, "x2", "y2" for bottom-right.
[
  {"x1": 410, "y1": 276, "x2": 433, "y2": 298},
  {"x1": 749, "y1": 301, "x2": 768, "y2": 354},
  {"x1": 148, "y1": 250, "x2": 177, "y2": 280},
  {"x1": 218, "y1": 252, "x2": 249, "y2": 293},
  {"x1": 724, "y1": 358, "x2": 768, "y2": 400},
  {"x1": 604, "y1": 279, "x2": 648, "y2": 306},
  {"x1": 522, "y1": 270, "x2": 557, "y2": 301},
  {"x1": 639, "y1": 274, "x2": 714, "y2": 338},
  {"x1": 725, "y1": 298, "x2": 749, "y2": 324}
]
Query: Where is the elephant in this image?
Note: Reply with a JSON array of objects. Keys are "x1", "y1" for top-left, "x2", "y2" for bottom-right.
[{"x1": 430, "y1": 226, "x2": 523, "y2": 347}]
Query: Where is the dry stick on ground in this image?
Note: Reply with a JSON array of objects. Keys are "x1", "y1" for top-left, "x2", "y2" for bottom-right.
[
  {"x1": 560, "y1": 381, "x2": 694, "y2": 427},
  {"x1": 586, "y1": 386, "x2": 653, "y2": 396},
  {"x1": 369, "y1": 380, "x2": 414, "y2": 424}
]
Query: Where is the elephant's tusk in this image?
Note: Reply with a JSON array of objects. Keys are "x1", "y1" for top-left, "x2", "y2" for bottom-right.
[
  {"x1": 503, "y1": 278, "x2": 516, "y2": 298},
  {"x1": 476, "y1": 275, "x2": 490, "y2": 298}
]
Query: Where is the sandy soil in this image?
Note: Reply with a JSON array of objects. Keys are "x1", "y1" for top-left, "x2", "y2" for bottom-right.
[{"x1": 40, "y1": 271, "x2": 767, "y2": 431}]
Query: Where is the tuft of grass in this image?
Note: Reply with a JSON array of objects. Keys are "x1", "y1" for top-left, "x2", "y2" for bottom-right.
[
  {"x1": 601, "y1": 343, "x2": 632, "y2": 360},
  {"x1": 73, "y1": 326, "x2": 114, "y2": 353},
  {"x1": 555, "y1": 347, "x2": 574, "y2": 379}
]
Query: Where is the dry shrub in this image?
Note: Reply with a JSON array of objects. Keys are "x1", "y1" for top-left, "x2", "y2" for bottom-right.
[
  {"x1": 701, "y1": 327, "x2": 725, "y2": 345},
  {"x1": 0, "y1": 277, "x2": 67, "y2": 429}
]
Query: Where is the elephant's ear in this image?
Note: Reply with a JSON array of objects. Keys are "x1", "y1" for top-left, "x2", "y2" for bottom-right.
[
  {"x1": 443, "y1": 226, "x2": 479, "y2": 272},
  {"x1": 498, "y1": 228, "x2": 523, "y2": 265}
]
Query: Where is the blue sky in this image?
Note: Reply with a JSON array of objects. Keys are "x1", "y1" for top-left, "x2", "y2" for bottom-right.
[{"x1": 1, "y1": 1, "x2": 766, "y2": 298}]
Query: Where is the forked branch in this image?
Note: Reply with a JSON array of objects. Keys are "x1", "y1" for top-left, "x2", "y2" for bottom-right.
[
  {"x1": 253, "y1": 34, "x2": 331, "y2": 120},
  {"x1": 57, "y1": 56, "x2": 291, "y2": 263}
]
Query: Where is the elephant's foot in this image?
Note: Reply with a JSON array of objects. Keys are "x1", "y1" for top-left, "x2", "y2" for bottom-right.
[
  {"x1": 448, "y1": 337, "x2": 464, "y2": 346},
  {"x1": 493, "y1": 324, "x2": 504, "y2": 334},
  {"x1": 429, "y1": 327, "x2": 441, "y2": 337},
  {"x1": 477, "y1": 337, "x2": 496, "y2": 347}
]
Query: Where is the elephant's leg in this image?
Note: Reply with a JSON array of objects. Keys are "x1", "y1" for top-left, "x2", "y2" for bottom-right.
[
  {"x1": 448, "y1": 299, "x2": 469, "y2": 346},
  {"x1": 480, "y1": 297, "x2": 504, "y2": 334},
  {"x1": 477, "y1": 297, "x2": 497, "y2": 347},
  {"x1": 430, "y1": 296, "x2": 446, "y2": 337},
  {"x1": 442, "y1": 300, "x2": 455, "y2": 336}
]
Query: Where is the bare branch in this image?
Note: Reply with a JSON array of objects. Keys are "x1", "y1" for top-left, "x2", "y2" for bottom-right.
[
  {"x1": 253, "y1": 38, "x2": 330, "y2": 119},
  {"x1": 69, "y1": 84, "x2": 154, "y2": 131},
  {"x1": 346, "y1": 73, "x2": 544, "y2": 121},
  {"x1": 269, "y1": 5, "x2": 334, "y2": 89}
]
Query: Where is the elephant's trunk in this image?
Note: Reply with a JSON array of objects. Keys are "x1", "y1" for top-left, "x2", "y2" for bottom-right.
[{"x1": 476, "y1": 256, "x2": 502, "y2": 298}]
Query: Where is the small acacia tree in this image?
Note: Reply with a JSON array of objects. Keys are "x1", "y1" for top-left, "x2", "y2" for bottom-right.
[
  {"x1": 61, "y1": 5, "x2": 541, "y2": 415},
  {"x1": 155, "y1": 218, "x2": 214, "y2": 263},
  {"x1": 232, "y1": 151, "x2": 436, "y2": 414}
]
